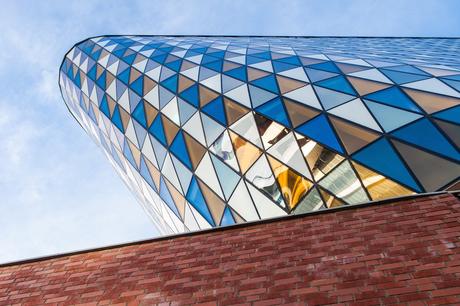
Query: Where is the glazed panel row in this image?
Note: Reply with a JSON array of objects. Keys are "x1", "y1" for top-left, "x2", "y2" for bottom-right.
[{"x1": 59, "y1": 36, "x2": 460, "y2": 234}]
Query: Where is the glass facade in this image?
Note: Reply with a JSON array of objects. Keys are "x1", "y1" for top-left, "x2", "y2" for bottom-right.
[{"x1": 59, "y1": 36, "x2": 460, "y2": 234}]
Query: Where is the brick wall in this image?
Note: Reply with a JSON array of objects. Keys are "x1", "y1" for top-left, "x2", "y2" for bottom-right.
[{"x1": 1, "y1": 193, "x2": 460, "y2": 306}]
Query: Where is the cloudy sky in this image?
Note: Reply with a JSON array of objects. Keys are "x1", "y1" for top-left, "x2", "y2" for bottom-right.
[{"x1": 0, "y1": 0, "x2": 459, "y2": 264}]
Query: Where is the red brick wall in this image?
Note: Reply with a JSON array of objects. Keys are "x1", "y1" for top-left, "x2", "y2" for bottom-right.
[{"x1": 1, "y1": 193, "x2": 460, "y2": 306}]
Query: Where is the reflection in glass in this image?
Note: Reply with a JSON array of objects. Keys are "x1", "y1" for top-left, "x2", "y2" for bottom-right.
[{"x1": 296, "y1": 133, "x2": 344, "y2": 181}]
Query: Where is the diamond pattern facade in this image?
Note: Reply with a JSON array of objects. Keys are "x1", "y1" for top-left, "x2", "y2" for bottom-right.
[{"x1": 59, "y1": 36, "x2": 460, "y2": 234}]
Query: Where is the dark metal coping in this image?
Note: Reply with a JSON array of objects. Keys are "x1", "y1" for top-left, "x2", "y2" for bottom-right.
[{"x1": 1, "y1": 191, "x2": 458, "y2": 268}]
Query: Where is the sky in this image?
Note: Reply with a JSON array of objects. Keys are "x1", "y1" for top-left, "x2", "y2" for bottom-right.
[{"x1": 0, "y1": 0, "x2": 459, "y2": 264}]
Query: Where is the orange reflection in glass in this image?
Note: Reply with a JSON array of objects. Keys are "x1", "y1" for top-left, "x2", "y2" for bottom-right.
[{"x1": 268, "y1": 156, "x2": 313, "y2": 210}]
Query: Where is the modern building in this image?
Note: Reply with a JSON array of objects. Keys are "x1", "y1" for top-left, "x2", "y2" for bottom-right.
[{"x1": 59, "y1": 36, "x2": 460, "y2": 235}]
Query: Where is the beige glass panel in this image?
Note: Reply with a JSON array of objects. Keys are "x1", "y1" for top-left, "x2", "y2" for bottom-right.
[
  {"x1": 178, "y1": 75, "x2": 194, "y2": 93},
  {"x1": 144, "y1": 102, "x2": 158, "y2": 127},
  {"x1": 352, "y1": 162, "x2": 414, "y2": 200},
  {"x1": 330, "y1": 117, "x2": 380, "y2": 154},
  {"x1": 347, "y1": 76, "x2": 391, "y2": 96},
  {"x1": 247, "y1": 67, "x2": 270, "y2": 81},
  {"x1": 284, "y1": 98, "x2": 320, "y2": 128},
  {"x1": 268, "y1": 156, "x2": 313, "y2": 210},
  {"x1": 276, "y1": 75, "x2": 306, "y2": 94},
  {"x1": 392, "y1": 140, "x2": 460, "y2": 191},
  {"x1": 144, "y1": 76, "x2": 157, "y2": 97},
  {"x1": 161, "y1": 115, "x2": 180, "y2": 146},
  {"x1": 402, "y1": 88, "x2": 460, "y2": 114},
  {"x1": 199, "y1": 85, "x2": 219, "y2": 107},
  {"x1": 184, "y1": 132, "x2": 207, "y2": 170},
  {"x1": 229, "y1": 131, "x2": 262, "y2": 174},
  {"x1": 165, "y1": 178, "x2": 186, "y2": 220},
  {"x1": 197, "y1": 179, "x2": 225, "y2": 225},
  {"x1": 224, "y1": 97, "x2": 250, "y2": 125}
]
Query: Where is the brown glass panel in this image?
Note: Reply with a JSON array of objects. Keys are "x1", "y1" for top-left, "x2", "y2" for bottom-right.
[
  {"x1": 127, "y1": 139, "x2": 141, "y2": 168},
  {"x1": 129, "y1": 67, "x2": 141, "y2": 84},
  {"x1": 402, "y1": 88, "x2": 460, "y2": 114},
  {"x1": 143, "y1": 76, "x2": 157, "y2": 96},
  {"x1": 268, "y1": 156, "x2": 313, "y2": 210},
  {"x1": 165, "y1": 54, "x2": 179, "y2": 63},
  {"x1": 392, "y1": 139, "x2": 460, "y2": 191},
  {"x1": 284, "y1": 98, "x2": 320, "y2": 127},
  {"x1": 352, "y1": 161, "x2": 414, "y2": 200},
  {"x1": 297, "y1": 134, "x2": 344, "y2": 181},
  {"x1": 347, "y1": 76, "x2": 391, "y2": 96},
  {"x1": 319, "y1": 188, "x2": 344, "y2": 208},
  {"x1": 330, "y1": 117, "x2": 380, "y2": 154},
  {"x1": 144, "y1": 101, "x2": 158, "y2": 127},
  {"x1": 433, "y1": 119, "x2": 460, "y2": 148},
  {"x1": 229, "y1": 131, "x2": 262, "y2": 173},
  {"x1": 276, "y1": 75, "x2": 306, "y2": 94},
  {"x1": 231, "y1": 209, "x2": 245, "y2": 223},
  {"x1": 107, "y1": 95, "x2": 116, "y2": 116},
  {"x1": 335, "y1": 63, "x2": 370, "y2": 74},
  {"x1": 178, "y1": 75, "x2": 194, "y2": 93},
  {"x1": 223, "y1": 60, "x2": 241, "y2": 72},
  {"x1": 145, "y1": 156, "x2": 161, "y2": 190},
  {"x1": 180, "y1": 60, "x2": 196, "y2": 72},
  {"x1": 299, "y1": 57, "x2": 324, "y2": 66},
  {"x1": 96, "y1": 63, "x2": 104, "y2": 79},
  {"x1": 119, "y1": 106, "x2": 130, "y2": 131},
  {"x1": 161, "y1": 114, "x2": 179, "y2": 146},
  {"x1": 197, "y1": 179, "x2": 225, "y2": 225},
  {"x1": 247, "y1": 67, "x2": 270, "y2": 81},
  {"x1": 254, "y1": 113, "x2": 289, "y2": 149},
  {"x1": 224, "y1": 97, "x2": 250, "y2": 125},
  {"x1": 184, "y1": 131, "x2": 207, "y2": 170},
  {"x1": 106, "y1": 71, "x2": 115, "y2": 89},
  {"x1": 199, "y1": 85, "x2": 219, "y2": 107},
  {"x1": 271, "y1": 52, "x2": 289, "y2": 60},
  {"x1": 164, "y1": 178, "x2": 186, "y2": 220},
  {"x1": 446, "y1": 180, "x2": 460, "y2": 191}
]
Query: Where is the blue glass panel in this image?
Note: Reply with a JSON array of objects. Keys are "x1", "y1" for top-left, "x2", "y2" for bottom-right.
[
  {"x1": 164, "y1": 59, "x2": 182, "y2": 72},
  {"x1": 392, "y1": 118, "x2": 460, "y2": 161},
  {"x1": 130, "y1": 76, "x2": 143, "y2": 96},
  {"x1": 273, "y1": 61, "x2": 297, "y2": 73},
  {"x1": 203, "y1": 59, "x2": 223, "y2": 72},
  {"x1": 87, "y1": 64, "x2": 97, "y2": 81},
  {"x1": 251, "y1": 75, "x2": 279, "y2": 94},
  {"x1": 220, "y1": 207, "x2": 235, "y2": 226},
  {"x1": 160, "y1": 177, "x2": 180, "y2": 218},
  {"x1": 186, "y1": 177, "x2": 215, "y2": 226},
  {"x1": 170, "y1": 132, "x2": 193, "y2": 170},
  {"x1": 99, "y1": 95, "x2": 110, "y2": 118},
  {"x1": 202, "y1": 97, "x2": 227, "y2": 125},
  {"x1": 148, "y1": 115, "x2": 167, "y2": 146},
  {"x1": 255, "y1": 98, "x2": 291, "y2": 127},
  {"x1": 433, "y1": 105, "x2": 460, "y2": 124},
  {"x1": 295, "y1": 114, "x2": 344, "y2": 154},
  {"x1": 308, "y1": 61, "x2": 341, "y2": 73},
  {"x1": 118, "y1": 68, "x2": 130, "y2": 85},
  {"x1": 161, "y1": 74, "x2": 178, "y2": 93},
  {"x1": 96, "y1": 70, "x2": 106, "y2": 90},
  {"x1": 277, "y1": 56, "x2": 301, "y2": 66},
  {"x1": 111, "y1": 106, "x2": 124, "y2": 132},
  {"x1": 381, "y1": 69, "x2": 430, "y2": 85},
  {"x1": 224, "y1": 66, "x2": 247, "y2": 82},
  {"x1": 316, "y1": 75, "x2": 356, "y2": 96},
  {"x1": 122, "y1": 53, "x2": 136, "y2": 65},
  {"x1": 352, "y1": 138, "x2": 421, "y2": 191},
  {"x1": 123, "y1": 139, "x2": 137, "y2": 169},
  {"x1": 442, "y1": 78, "x2": 460, "y2": 92},
  {"x1": 385, "y1": 65, "x2": 429, "y2": 76},
  {"x1": 246, "y1": 55, "x2": 267, "y2": 65},
  {"x1": 305, "y1": 68, "x2": 337, "y2": 83},
  {"x1": 179, "y1": 84, "x2": 199, "y2": 107},
  {"x1": 364, "y1": 86, "x2": 421, "y2": 113},
  {"x1": 132, "y1": 101, "x2": 147, "y2": 128},
  {"x1": 139, "y1": 156, "x2": 155, "y2": 190}
]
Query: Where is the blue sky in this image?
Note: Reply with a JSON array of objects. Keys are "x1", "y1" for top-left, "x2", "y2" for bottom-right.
[{"x1": 0, "y1": 0, "x2": 459, "y2": 264}]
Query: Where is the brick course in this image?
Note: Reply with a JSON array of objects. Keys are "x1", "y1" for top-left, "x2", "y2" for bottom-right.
[{"x1": 1, "y1": 193, "x2": 460, "y2": 305}]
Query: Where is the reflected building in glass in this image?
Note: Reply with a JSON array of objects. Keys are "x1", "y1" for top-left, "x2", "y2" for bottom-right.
[{"x1": 59, "y1": 36, "x2": 460, "y2": 234}]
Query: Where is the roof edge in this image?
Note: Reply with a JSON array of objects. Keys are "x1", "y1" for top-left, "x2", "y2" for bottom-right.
[{"x1": 1, "y1": 191, "x2": 454, "y2": 268}]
